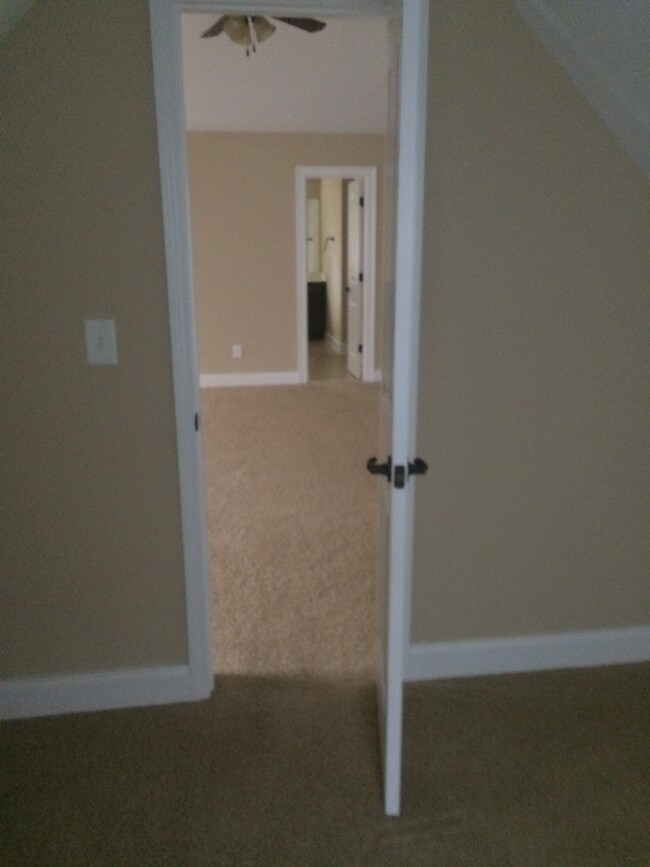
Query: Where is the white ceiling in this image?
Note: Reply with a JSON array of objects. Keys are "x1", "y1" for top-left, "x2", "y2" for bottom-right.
[{"x1": 180, "y1": 14, "x2": 389, "y2": 133}]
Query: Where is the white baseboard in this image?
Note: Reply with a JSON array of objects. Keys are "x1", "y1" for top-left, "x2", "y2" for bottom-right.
[
  {"x1": 0, "y1": 664, "x2": 212, "y2": 720},
  {"x1": 405, "y1": 625, "x2": 650, "y2": 682},
  {"x1": 325, "y1": 333, "x2": 346, "y2": 354},
  {"x1": 200, "y1": 371, "x2": 301, "y2": 388}
]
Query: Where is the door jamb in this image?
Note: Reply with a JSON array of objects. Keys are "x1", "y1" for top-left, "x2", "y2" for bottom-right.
[{"x1": 296, "y1": 165, "x2": 377, "y2": 383}]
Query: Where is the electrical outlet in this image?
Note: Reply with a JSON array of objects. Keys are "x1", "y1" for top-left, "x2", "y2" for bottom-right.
[{"x1": 232, "y1": 344, "x2": 243, "y2": 360}]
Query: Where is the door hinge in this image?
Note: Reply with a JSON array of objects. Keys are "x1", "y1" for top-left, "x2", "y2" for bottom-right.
[
  {"x1": 359, "y1": 271, "x2": 363, "y2": 282},
  {"x1": 393, "y1": 457, "x2": 428, "y2": 489},
  {"x1": 358, "y1": 343, "x2": 363, "y2": 353},
  {"x1": 360, "y1": 196, "x2": 364, "y2": 207},
  {"x1": 194, "y1": 412, "x2": 200, "y2": 432}
]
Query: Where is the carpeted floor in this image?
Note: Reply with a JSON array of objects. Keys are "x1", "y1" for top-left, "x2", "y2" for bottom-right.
[
  {"x1": 2, "y1": 665, "x2": 649, "y2": 865},
  {"x1": 6, "y1": 379, "x2": 647, "y2": 864},
  {"x1": 200, "y1": 379, "x2": 380, "y2": 677}
]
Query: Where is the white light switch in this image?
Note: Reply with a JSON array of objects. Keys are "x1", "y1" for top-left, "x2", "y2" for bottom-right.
[
  {"x1": 232, "y1": 344, "x2": 243, "y2": 359},
  {"x1": 85, "y1": 319, "x2": 118, "y2": 365}
]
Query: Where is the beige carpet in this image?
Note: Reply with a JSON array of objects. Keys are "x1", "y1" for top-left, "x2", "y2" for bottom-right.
[
  {"x1": 200, "y1": 380, "x2": 380, "y2": 677},
  {"x1": 3, "y1": 665, "x2": 649, "y2": 865}
]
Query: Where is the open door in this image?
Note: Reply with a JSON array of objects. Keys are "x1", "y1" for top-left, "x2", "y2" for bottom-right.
[
  {"x1": 370, "y1": 0, "x2": 430, "y2": 816},
  {"x1": 346, "y1": 179, "x2": 364, "y2": 379},
  {"x1": 149, "y1": 0, "x2": 429, "y2": 817}
]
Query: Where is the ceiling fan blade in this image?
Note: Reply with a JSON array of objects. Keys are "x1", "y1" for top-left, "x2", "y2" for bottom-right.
[
  {"x1": 271, "y1": 17, "x2": 327, "y2": 33},
  {"x1": 202, "y1": 16, "x2": 228, "y2": 38}
]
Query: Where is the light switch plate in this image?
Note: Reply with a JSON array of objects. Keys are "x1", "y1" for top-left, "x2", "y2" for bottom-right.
[{"x1": 85, "y1": 319, "x2": 118, "y2": 365}]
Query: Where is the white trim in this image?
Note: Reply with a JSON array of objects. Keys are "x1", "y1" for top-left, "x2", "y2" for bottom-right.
[
  {"x1": 150, "y1": 0, "x2": 425, "y2": 818},
  {"x1": 200, "y1": 370, "x2": 300, "y2": 388},
  {"x1": 0, "y1": 665, "x2": 205, "y2": 721},
  {"x1": 295, "y1": 165, "x2": 377, "y2": 383},
  {"x1": 513, "y1": 0, "x2": 650, "y2": 180},
  {"x1": 405, "y1": 626, "x2": 650, "y2": 683},
  {"x1": 149, "y1": 1, "x2": 214, "y2": 699},
  {"x1": 381, "y1": 0, "x2": 430, "y2": 817},
  {"x1": 179, "y1": 0, "x2": 392, "y2": 14}
]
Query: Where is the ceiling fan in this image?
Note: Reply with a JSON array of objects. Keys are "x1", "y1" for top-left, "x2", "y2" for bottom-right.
[{"x1": 202, "y1": 15, "x2": 326, "y2": 56}]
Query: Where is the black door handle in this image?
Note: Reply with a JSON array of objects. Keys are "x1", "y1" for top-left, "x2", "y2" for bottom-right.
[
  {"x1": 408, "y1": 457, "x2": 428, "y2": 477},
  {"x1": 367, "y1": 455, "x2": 427, "y2": 487},
  {"x1": 366, "y1": 456, "x2": 392, "y2": 481}
]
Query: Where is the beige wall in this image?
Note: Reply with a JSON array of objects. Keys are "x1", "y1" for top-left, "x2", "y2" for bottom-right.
[
  {"x1": 0, "y1": 0, "x2": 188, "y2": 677},
  {"x1": 3, "y1": 0, "x2": 647, "y2": 688},
  {"x1": 412, "y1": 0, "x2": 650, "y2": 642},
  {"x1": 186, "y1": 132, "x2": 385, "y2": 375}
]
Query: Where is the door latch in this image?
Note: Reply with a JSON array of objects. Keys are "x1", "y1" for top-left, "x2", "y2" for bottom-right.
[{"x1": 392, "y1": 457, "x2": 428, "y2": 489}]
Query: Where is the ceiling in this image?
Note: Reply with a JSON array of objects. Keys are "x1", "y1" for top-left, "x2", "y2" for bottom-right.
[
  {"x1": 180, "y1": 14, "x2": 389, "y2": 133},
  {"x1": 0, "y1": 0, "x2": 36, "y2": 42}
]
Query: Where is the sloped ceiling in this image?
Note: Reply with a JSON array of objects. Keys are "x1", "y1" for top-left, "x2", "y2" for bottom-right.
[
  {"x1": 181, "y1": 14, "x2": 389, "y2": 133},
  {"x1": 514, "y1": 0, "x2": 650, "y2": 178},
  {"x1": 0, "y1": 0, "x2": 36, "y2": 42},
  {"x1": 5, "y1": 2, "x2": 646, "y2": 173}
]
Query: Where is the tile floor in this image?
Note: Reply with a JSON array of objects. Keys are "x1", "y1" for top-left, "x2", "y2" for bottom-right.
[{"x1": 308, "y1": 339, "x2": 356, "y2": 382}]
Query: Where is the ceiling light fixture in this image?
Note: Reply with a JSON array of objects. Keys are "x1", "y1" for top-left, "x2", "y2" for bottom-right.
[{"x1": 202, "y1": 15, "x2": 326, "y2": 57}]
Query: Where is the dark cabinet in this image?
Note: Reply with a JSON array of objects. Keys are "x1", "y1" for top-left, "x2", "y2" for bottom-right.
[{"x1": 307, "y1": 281, "x2": 327, "y2": 340}]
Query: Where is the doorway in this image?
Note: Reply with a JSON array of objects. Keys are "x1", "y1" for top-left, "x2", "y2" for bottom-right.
[
  {"x1": 296, "y1": 166, "x2": 378, "y2": 384},
  {"x1": 178, "y1": 14, "x2": 388, "y2": 675},
  {"x1": 150, "y1": 0, "x2": 429, "y2": 816}
]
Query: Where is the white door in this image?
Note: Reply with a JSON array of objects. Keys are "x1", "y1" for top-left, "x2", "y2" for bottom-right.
[
  {"x1": 346, "y1": 179, "x2": 364, "y2": 379},
  {"x1": 371, "y1": 0, "x2": 430, "y2": 817}
]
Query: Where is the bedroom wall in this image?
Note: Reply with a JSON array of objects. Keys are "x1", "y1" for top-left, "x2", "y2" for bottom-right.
[
  {"x1": 4, "y1": 0, "x2": 646, "y2": 696},
  {"x1": 411, "y1": 0, "x2": 650, "y2": 643},
  {"x1": 186, "y1": 131, "x2": 385, "y2": 376},
  {"x1": 0, "y1": 0, "x2": 188, "y2": 677}
]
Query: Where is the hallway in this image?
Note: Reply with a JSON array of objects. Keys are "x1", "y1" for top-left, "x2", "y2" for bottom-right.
[{"x1": 308, "y1": 339, "x2": 356, "y2": 382}]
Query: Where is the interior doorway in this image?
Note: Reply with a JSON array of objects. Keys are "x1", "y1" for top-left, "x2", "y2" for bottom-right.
[
  {"x1": 296, "y1": 166, "x2": 378, "y2": 384},
  {"x1": 150, "y1": 0, "x2": 430, "y2": 816},
  {"x1": 175, "y1": 15, "x2": 387, "y2": 671}
]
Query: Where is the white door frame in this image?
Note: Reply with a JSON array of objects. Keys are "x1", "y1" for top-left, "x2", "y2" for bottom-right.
[
  {"x1": 296, "y1": 166, "x2": 377, "y2": 383},
  {"x1": 148, "y1": 0, "x2": 429, "y2": 788}
]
